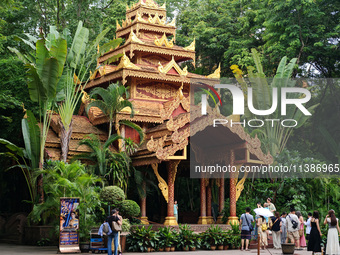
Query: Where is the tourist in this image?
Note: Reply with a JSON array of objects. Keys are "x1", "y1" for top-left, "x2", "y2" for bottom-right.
[
  {"x1": 286, "y1": 208, "x2": 301, "y2": 249},
  {"x1": 174, "y1": 201, "x2": 178, "y2": 223},
  {"x1": 106, "y1": 209, "x2": 122, "y2": 255},
  {"x1": 267, "y1": 197, "x2": 276, "y2": 213},
  {"x1": 254, "y1": 202, "x2": 262, "y2": 240},
  {"x1": 263, "y1": 203, "x2": 270, "y2": 239},
  {"x1": 281, "y1": 212, "x2": 287, "y2": 244},
  {"x1": 270, "y1": 212, "x2": 282, "y2": 249},
  {"x1": 257, "y1": 215, "x2": 268, "y2": 250},
  {"x1": 239, "y1": 207, "x2": 254, "y2": 251},
  {"x1": 304, "y1": 212, "x2": 312, "y2": 242},
  {"x1": 323, "y1": 210, "x2": 340, "y2": 255},
  {"x1": 296, "y1": 211, "x2": 306, "y2": 247},
  {"x1": 307, "y1": 211, "x2": 322, "y2": 254}
]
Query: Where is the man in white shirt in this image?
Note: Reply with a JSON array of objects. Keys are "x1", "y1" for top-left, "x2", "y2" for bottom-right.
[
  {"x1": 304, "y1": 212, "x2": 312, "y2": 242},
  {"x1": 286, "y1": 208, "x2": 301, "y2": 250}
]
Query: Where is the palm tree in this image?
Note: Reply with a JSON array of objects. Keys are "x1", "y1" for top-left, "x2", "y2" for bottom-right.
[
  {"x1": 86, "y1": 83, "x2": 135, "y2": 138},
  {"x1": 72, "y1": 133, "x2": 130, "y2": 179}
]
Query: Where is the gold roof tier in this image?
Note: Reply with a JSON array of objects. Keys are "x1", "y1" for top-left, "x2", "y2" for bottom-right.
[
  {"x1": 86, "y1": 99, "x2": 165, "y2": 126},
  {"x1": 49, "y1": 114, "x2": 107, "y2": 141},
  {"x1": 126, "y1": 0, "x2": 166, "y2": 20},
  {"x1": 116, "y1": 21, "x2": 176, "y2": 40},
  {"x1": 98, "y1": 39, "x2": 195, "y2": 65},
  {"x1": 85, "y1": 62, "x2": 218, "y2": 90}
]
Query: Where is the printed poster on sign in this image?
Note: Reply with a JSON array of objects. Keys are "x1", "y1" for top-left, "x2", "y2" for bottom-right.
[{"x1": 59, "y1": 197, "x2": 80, "y2": 253}]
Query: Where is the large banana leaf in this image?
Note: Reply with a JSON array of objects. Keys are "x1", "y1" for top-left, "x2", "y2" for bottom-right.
[
  {"x1": 68, "y1": 21, "x2": 89, "y2": 68},
  {"x1": 40, "y1": 57, "x2": 60, "y2": 101},
  {"x1": 50, "y1": 37, "x2": 67, "y2": 77},
  {"x1": 22, "y1": 110, "x2": 41, "y2": 170}
]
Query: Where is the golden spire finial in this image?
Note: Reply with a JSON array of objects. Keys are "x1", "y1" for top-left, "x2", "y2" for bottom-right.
[
  {"x1": 184, "y1": 38, "x2": 195, "y2": 51},
  {"x1": 206, "y1": 63, "x2": 221, "y2": 79},
  {"x1": 116, "y1": 20, "x2": 121, "y2": 30}
]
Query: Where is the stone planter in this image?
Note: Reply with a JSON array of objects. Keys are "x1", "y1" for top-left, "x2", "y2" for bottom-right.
[
  {"x1": 218, "y1": 245, "x2": 224, "y2": 250},
  {"x1": 165, "y1": 247, "x2": 171, "y2": 252},
  {"x1": 190, "y1": 247, "x2": 196, "y2": 251},
  {"x1": 282, "y1": 243, "x2": 295, "y2": 254},
  {"x1": 170, "y1": 246, "x2": 175, "y2": 251},
  {"x1": 210, "y1": 245, "x2": 216, "y2": 250}
]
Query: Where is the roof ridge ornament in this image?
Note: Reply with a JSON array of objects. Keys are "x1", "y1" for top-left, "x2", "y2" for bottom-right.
[
  {"x1": 206, "y1": 63, "x2": 221, "y2": 79},
  {"x1": 184, "y1": 38, "x2": 195, "y2": 51},
  {"x1": 167, "y1": 17, "x2": 176, "y2": 27},
  {"x1": 154, "y1": 33, "x2": 173, "y2": 48},
  {"x1": 116, "y1": 50, "x2": 141, "y2": 70},
  {"x1": 158, "y1": 56, "x2": 188, "y2": 76},
  {"x1": 125, "y1": 28, "x2": 145, "y2": 45}
]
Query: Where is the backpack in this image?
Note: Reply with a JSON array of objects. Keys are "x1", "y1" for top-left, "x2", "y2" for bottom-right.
[
  {"x1": 102, "y1": 223, "x2": 110, "y2": 234},
  {"x1": 261, "y1": 223, "x2": 268, "y2": 231},
  {"x1": 289, "y1": 215, "x2": 298, "y2": 229}
]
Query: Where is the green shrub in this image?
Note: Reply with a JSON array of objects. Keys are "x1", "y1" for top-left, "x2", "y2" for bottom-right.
[
  {"x1": 120, "y1": 199, "x2": 140, "y2": 218},
  {"x1": 122, "y1": 218, "x2": 131, "y2": 232},
  {"x1": 100, "y1": 186, "x2": 125, "y2": 207}
]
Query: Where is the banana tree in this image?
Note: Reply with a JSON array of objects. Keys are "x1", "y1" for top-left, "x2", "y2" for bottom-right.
[
  {"x1": 9, "y1": 29, "x2": 67, "y2": 202},
  {"x1": 57, "y1": 22, "x2": 122, "y2": 162},
  {"x1": 0, "y1": 110, "x2": 41, "y2": 204},
  {"x1": 231, "y1": 49, "x2": 319, "y2": 157}
]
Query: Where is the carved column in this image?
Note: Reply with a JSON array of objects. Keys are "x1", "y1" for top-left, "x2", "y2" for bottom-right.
[
  {"x1": 198, "y1": 177, "x2": 209, "y2": 224},
  {"x1": 164, "y1": 160, "x2": 180, "y2": 225},
  {"x1": 140, "y1": 181, "x2": 149, "y2": 224},
  {"x1": 206, "y1": 181, "x2": 214, "y2": 224},
  {"x1": 228, "y1": 149, "x2": 239, "y2": 225},
  {"x1": 217, "y1": 177, "x2": 225, "y2": 223}
]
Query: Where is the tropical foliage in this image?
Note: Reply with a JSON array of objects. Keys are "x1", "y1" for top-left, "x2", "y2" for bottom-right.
[{"x1": 28, "y1": 160, "x2": 103, "y2": 240}]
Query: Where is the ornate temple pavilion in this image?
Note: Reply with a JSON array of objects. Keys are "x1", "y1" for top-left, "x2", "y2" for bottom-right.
[{"x1": 45, "y1": 0, "x2": 273, "y2": 225}]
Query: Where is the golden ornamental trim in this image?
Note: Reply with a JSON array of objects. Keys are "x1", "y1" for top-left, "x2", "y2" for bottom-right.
[
  {"x1": 167, "y1": 17, "x2": 176, "y2": 27},
  {"x1": 184, "y1": 38, "x2": 195, "y2": 51},
  {"x1": 158, "y1": 56, "x2": 188, "y2": 76},
  {"x1": 116, "y1": 20, "x2": 121, "y2": 30},
  {"x1": 125, "y1": 28, "x2": 145, "y2": 45},
  {"x1": 136, "y1": 12, "x2": 147, "y2": 23},
  {"x1": 148, "y1": 13, "x2": 166, "y2": 25},
  {"x1": 154, "y1": 33, "x2": 173, "y2": 48},
  {"x1": 166, "y1": 114, "x2": 190, "y2": 132},
  {"x1": 206, "y1": 63, "x2": 221, "y2": 79},
  {"x1": 116, "y1": 51, "x2": 140, "y2": 70},
  {"x1": 168, "y1": 160, "x2": 180, "y2": 184},
  {"x1": 171, "y1": 127, "x2": 190, "y2": 144},
  {"x1": 151, "y1": 163, "x2": 168, "y2": 203},
  {"x1": 236, "y1": 166, "x2": 247, "y2": 202}
]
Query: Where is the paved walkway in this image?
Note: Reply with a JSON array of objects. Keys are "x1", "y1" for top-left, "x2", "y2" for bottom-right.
[{"x1": 0, "y1": 243, "x2": 312, "y2": 255}]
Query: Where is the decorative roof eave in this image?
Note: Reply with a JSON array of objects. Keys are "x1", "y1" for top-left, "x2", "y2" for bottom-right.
[
  {"x1": 85, "y1": 68, "x2": 191, "y2": 89},
  {"x1": 116, "y1": 22, "x2": 176, "y2": 40},
  {"x1": 98, "y1": 41, "x2": 195, "y2": 64},
  {"x1": 190, "y1": 108, "x2": 273, "y2": 165}
]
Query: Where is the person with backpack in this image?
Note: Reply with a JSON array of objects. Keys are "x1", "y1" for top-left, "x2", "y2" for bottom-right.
[
  {"x1": 106, "y1": 209, "x2": 122, "y2": 255},
  {"x1": 270, "y1": 212, "x2": 282, "y2": 249},
  {"x1": 257, "y1": 215, "x2": 268, "y2": 249},
  {"x1": 286, "y1": 208, "x2": 301, "y2": 250},
  {"x1": 239, "y1": 207, "x2": 254, "y2": 251}
]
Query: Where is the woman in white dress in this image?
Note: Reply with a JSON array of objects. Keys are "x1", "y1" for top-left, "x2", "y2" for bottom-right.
[{"x1": 323, "y1": 209, "x2": 340, "y2": 255}]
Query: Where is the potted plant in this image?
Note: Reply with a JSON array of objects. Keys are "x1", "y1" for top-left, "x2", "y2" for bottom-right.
[
  {"x1": 201, "y1": 225, "x2": 224, "y2": 250},
  {"x1": 176, "y1": 224, "x2": 194, "y2": 251},
  {"x1": 126, "y1": 226, "x2": 157, "y2": 252},
  {"x1": 223, "y1": 231, "x2": 231, "y2": 250},
  {"x1": 190, "y1": 234, "x2": 201, "y2": 251},
  {"x1": 158, "y1": 226, "x2": 177, "y2": 252}
]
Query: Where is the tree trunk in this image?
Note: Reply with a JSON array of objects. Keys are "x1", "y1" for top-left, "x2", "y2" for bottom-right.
[
  {"x1": 60, "y1": 118, "x2": 73, "y2": 162},
  {"x1": 38, "y1": 162, "x2": 44, "y2": 203}
]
